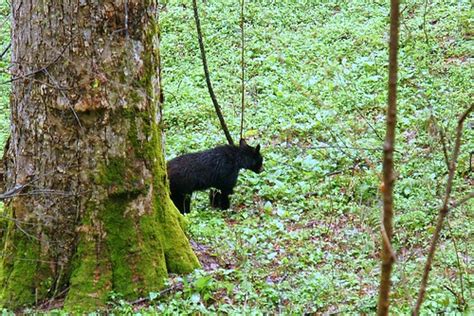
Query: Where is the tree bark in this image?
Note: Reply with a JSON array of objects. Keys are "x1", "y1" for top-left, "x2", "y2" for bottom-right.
[{"x1": 0, "y1": 0, "x2": 199, "y2": 311}]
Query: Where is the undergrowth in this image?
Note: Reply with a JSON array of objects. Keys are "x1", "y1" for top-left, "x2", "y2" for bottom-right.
[
  {"x1": 0, "y1": 0, "x2": 472, "y2": 314},
  {"x1": 159, "y1": 0, "x2": 473, "y2": 314}
]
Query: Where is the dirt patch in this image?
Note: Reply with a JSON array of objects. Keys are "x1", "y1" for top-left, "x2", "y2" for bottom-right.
[{"x1": 190, "y1": 240, "x2": 232, "y2": 271}]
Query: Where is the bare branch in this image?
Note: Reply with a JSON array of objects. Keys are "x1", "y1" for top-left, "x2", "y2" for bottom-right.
[
  {"x1": 192, "y1": 0, "x2": 234, "y2": 145},
  {"x1": 240, "y1": 0, "x2": 245, "y2": 140},
  {"x1": 0, "y1": 43, "x2": 10, "y2": 60},
  {"x1": 453, "y1": 191, "x2": 474, "y2": 208},
  {"x1": 2, "y1": 38, "x2": 73, "y2": 85},
  {"x1": 438, "y1": 126, "x2": 450, "y2": 171},
  {"x1": 0, "y1": 183, "x2": 27, "y2": 200},
  {"x1": 130, "y1": 283, "x2": 182, "y2": 305},
  {"x1": 446, "y1": 220, "x2": 465, "y2": 307},
  {"x1": 413, "y1": 104, "x2": 473, "y2": 315}
]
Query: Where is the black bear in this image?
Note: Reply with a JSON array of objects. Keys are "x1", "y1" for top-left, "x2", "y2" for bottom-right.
[{"x1": 167, "y1": 139, "x2": 263, "y2": 214}]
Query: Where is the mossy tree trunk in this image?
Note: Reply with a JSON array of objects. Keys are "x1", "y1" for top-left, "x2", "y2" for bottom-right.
[{"x1": 0, "y1": 0, "x2": 199, "y2": 311}]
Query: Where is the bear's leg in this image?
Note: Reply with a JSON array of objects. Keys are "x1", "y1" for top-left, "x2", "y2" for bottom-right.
[
  {"x1": 170, "y1": 193, "x2": 185, "y2": 214},
  {"x1": 218, "y1": 188, "x2": 233, "y2": 210},
  {"x1": 171, "y1": 193, "x2": 192, "y2": 214},
  {"x1": 183, "y1": 194, "x2": 192, "y2": 213},
  {"x1": 219, "y1": 194, "x2": 230, "y2": 210}
]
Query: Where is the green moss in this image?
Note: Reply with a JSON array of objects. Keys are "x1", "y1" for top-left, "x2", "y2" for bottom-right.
[
  {"x1": 99, "y1": 157, "x2": 126, "y2": 187},
  {"x1": 146, "y1": 104, "x2": 199, "y2": 273},
  {"x1": 101, "y1": 195, "x2": 137, "y2": 296},
  {"x1": 100, "y1": 194, "x2": 168, "y2": 296},
  {"x1": 156, "y1": 197, "x2": 200, "y2": 274},
  {"x1": 134, "y1": 213, "x2": 168, "y2": 292},
  {"x1": 64, "y1": 203, "x2": 112, "y2": 311},
  {"x1": 66, "y1": 194, "x2": 170, "y2": 312},
  {"x1": 64, "y1": 233, "x2": 112, "y2": 311},
  {"x1": 138, "y1": 26, "x2": 201, "y2": 271},
  {"x1": 0, "y1": 217, "x2": 39, "y2": 309},
  {"x1": 122, "y1": 74, "x2": 200, "y2": 275},
  {"x1": 96, "y1": 156, "x2": 146, "y2": 196}
]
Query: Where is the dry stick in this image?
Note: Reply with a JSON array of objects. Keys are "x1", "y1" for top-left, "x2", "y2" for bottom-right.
[
  {"x1": 446, "y1": 220, "x2": 465, "y2": 306},
  {"x1": 377, "y1": 0, "x2": 400, "y2": 315},
  {"x1": 440, "y1": 124, "x2": 467, "y2": 307},
  {"x1": 439, "y1": 127, "x2": 450, "y2": 170},
  {"x1": 0, "y1": 43, "x2": 10, "y2": 60},
  {"x1": 192, "y1": 0, "x2": 234, "y2": 145},
  {"x1": 240, "y1": 0, "x2": 245, "y2": 140},
  {"x1": 2, "y1": 38, "x2": 73, "y2": 85},
  {"x1": 452, "y1": 191, "x2": 474, "y2": 208},
  {"x1": 412, "y1": 105, "x2": 473, "y2": 315}
]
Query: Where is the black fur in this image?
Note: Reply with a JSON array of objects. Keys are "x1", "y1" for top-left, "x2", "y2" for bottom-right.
[{"x1": 167, "y1": 139, "x2": 263, "y2": 214}]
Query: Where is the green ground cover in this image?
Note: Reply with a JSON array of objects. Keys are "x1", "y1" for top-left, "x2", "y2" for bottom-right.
[
  {"x1": 0, "y1": 0, "x2": 472, "y2": 314},
  {"x1": 158, "y1": 0, "x2": 473, "y2": 314}
]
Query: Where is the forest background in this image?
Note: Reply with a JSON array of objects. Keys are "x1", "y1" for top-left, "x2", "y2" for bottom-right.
[{"x1": 0, "y1": 0, "x2": 472, "y2": 314}]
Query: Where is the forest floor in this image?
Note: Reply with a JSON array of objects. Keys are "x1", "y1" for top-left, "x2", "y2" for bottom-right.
[
  {"x1": 1, "y1": 0, "x2": 473, "y2": 314},
  {"x1": 156, "y1": 0, "x2": 473, "y2": 314}
]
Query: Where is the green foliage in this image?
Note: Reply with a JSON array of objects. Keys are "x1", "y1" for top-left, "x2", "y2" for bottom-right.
[
  {"x1": 0, "y1": 0, "x2": 9, "y2": 150},
  {"x1": 0, "y1": 0, "x2": 473, "y2": 314},
  {"x1": 156, "y1": 0, "x2": 473, "y2": 314}
]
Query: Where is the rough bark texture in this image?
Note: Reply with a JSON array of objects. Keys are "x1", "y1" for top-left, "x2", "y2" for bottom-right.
[{"x1": 0, "y1": 0, "x2": 199, "y2": 311}]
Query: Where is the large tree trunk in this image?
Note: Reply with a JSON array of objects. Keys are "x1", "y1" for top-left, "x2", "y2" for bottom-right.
[{"x1": 0, "y1": 0, "x2": 199, "y2": 311}]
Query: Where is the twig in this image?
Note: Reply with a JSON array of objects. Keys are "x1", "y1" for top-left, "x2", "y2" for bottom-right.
[
  {"x1": 377, "y1": 0, "x2": 400, "y2": 314},
  {"x1": 322, "y1": 163, "x2": 369, "y2": 178},
  {"x1": 327, "y1": 128, "x2": 355, "y2": 160},
  {"x1": 16, "y1": 189, "x2": 77, "y2": 197},
  {"x1": 191, "y1": 0, "x2": 234, "y2": 145},
  {"x1": 0, "y1": 183, "x2": 26, "y2": 200},
  {"x1": 43, "y1": 68, "x2": 83, "y2": 128},
  {"x1": 276, "y1": 143, "x2": 382, "y2": 152},
  {"x1": 239, "y1": 0, "x2": 245, "y2": 140},
  {"x1": 469, "y1": 151, "x2": 473, "y2": 173},
  {"x1": 36, "y1": 286, "x2": 69, "y2": 310},
  {"x1": 0, "y1": 168, "x2": 79, "y2": 200},
  {"x1": 452, "y1": 191, "x2": 473, "y2": 208},
  {"x1": 353, "y1": 105, "x2": 384, "y2": 142},
  {"x1": 2, "y1": 38, "x2": 73, "y2": 85},
  {"x1": 442, "y1": 285, "x2": 462, "y2": 305},
  {"x1": 446, "y1": 220, "x2": 465, "y2": 307},
  {"x1": 412, "y1": 104, "x2": 473, "y2": 315},
  {"x1": 0, "y1": 252, "x2": 57, "y2": 264},
  {"x1": 438, "y1": 126, "x2": 450, "y2": 171},
  {"x1": 0, "y1": 43, "x2": 11, "y2": 60},
  {"x1": 130, "y1": 283, "x2": 181, "y2": 305}
]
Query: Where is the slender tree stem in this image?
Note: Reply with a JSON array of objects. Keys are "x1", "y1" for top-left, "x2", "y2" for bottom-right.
[
  {"x1": 240, "y1": 0, "x2": 245, "y2": 140},
  {"x1": 377, "y1": 0, "x2": 400, "y2": 314},
  {"x1": 192, "y1": 0, "x2": 234, "y2": 145}
]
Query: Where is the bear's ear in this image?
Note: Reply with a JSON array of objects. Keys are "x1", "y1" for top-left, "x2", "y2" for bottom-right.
[
  {"x1": 239, "y1": 138, "x2": 248, "y2": 147},
  {"x1": 256, "y1": 144, "x2": 261, "y2": 152}
]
